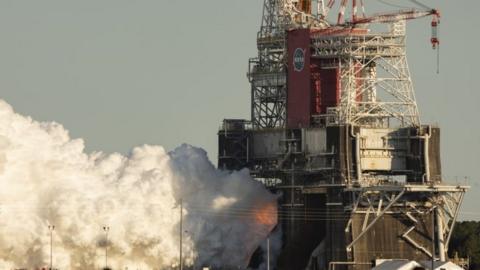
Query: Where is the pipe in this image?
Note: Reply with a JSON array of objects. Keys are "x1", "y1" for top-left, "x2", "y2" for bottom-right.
[
  {"x1": 424, "y1": 126, "x2": 432, "y2": 182},
  {"x1": 406, "y1": 211, "x2": 419, "y2": 223},
  {"x1": 246, "y1": 137, "x2": 250, "y2": 163},
  {"x1": 345, "y1": 125, "x2": 351, "y2": 185},
  {"x1": 277, "y1": 144, "x2": 293, "y2": 170},
  {"x1": 431, "y1": 208, "x2": 436, "y2": 270},
  {"x1": 350, "y1": 126, "x2": 362, "y2": 183},
  {"x1": 267, "y1": 237, "x2": 270, "y2": 270},
  {"x1": 318, "y1": 0, "x2": 326, "y2": 18},
  {"x1": 436, "y1": 208, "x2": 446, "y2": 261}
]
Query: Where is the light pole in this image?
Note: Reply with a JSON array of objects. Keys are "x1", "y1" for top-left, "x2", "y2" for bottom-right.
[
  {"x1": 103, "y1": 226, "x2": 110, "y2": 270},
  {"x1": 48, "y1": 225, "x2": 55, "y2": 270},
  {"x1": 431, "y1": 207, "x2": 436, "y2": 270},
  {"x1": 267, "y1": 237, "x2": 270, "y2": 270},
  {"x1": 179, "y1": 199, "x2": 183, "y2": 270}
]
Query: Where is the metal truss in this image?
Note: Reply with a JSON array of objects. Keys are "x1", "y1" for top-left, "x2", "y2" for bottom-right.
[
  {"x1": 249, "y1": 0, "x2": 288, "y2": 129},
  {"x1": 249, "y1": 0, "x2": 329, "y2": 129},
  {"x1": 249, "y1": 49, "x2": 287, "y2": 129},
  {"x1": 311, "y1": 21, "x2": 420, "y2": 127},
  {"x1": 344, "y1": 184, "x2": 468, "y2": 261}
]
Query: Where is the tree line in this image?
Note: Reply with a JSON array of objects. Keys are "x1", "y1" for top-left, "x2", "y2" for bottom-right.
[{"x1": 449, "y1": 221, "x2": 480, "y2": 270}]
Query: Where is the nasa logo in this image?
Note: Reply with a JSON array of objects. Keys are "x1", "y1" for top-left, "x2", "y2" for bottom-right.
[{"x1": 293, "y1": 48, "x2": 305, "y2": 72}]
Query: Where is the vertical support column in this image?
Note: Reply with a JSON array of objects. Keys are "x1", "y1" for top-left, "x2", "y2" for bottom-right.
[
  {"x1": 352, "y1": 128, "x2": 362, "y2": 183},
  {"x1": 424, "y1": 130, "x2": 431, "y2": 183},
  {"x1": 290, "y1": 162, "x2": 296, "y2": 238},
  {"x1": 436, "y1": 207, "x2": 446, "y2": 261},
  {"x1": 431, "y1": 209, "x2": 436, "y2": 270}
]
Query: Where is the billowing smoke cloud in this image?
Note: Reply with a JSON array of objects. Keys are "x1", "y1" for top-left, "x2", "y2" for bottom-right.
[{"x1": 0, "y1": 100, "x2": 277, "y2": 269}]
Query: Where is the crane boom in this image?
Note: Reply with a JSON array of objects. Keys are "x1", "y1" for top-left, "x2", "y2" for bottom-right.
[
  {"x1": 352, "y1": 8, "x2": 439, "y2": 24},
  {"x1": 350, "y1": 8, "x2": 441, "y2": 51}
]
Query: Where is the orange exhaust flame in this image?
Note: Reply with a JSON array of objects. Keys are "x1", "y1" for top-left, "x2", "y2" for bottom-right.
[
  {"x1": 243, "y1": 201, "x2": 278, "y2": 265},
  {"x1": 254, "y1": 202, "x2": 278, "y2": 226}
]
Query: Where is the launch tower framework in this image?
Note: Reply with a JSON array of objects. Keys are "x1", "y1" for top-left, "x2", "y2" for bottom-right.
[{"x1": 219, "y1": 1, "x2": 468, "y2": 269}]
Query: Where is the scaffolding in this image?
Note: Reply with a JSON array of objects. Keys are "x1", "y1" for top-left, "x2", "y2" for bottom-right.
[
  {"x1": 311, "y1": 21, "x2": 420, "y2": 127},
  {"x1": 249, "y1": 0, "x2": 328, "y2": 129},
  {"x1": 219, "y1": 1, "x2": 469, "y2": 269}
]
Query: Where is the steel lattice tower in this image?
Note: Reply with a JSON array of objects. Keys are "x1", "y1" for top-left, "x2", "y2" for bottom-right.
[
  {"x1": 311, "y1": 20, "x2": 420, "y2": 127},
  {"x1": 218, "y1": 1, "x2": 469, "y2": 269},
  {"x1": 249, "y1": 0, "x2": 327, "y2": 129}
]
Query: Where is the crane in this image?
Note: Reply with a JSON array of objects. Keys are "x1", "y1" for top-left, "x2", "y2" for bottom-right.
[
  {"x1": 351, "y1": 8, "x2": 440, "y2": 49},
  {"x1": 316, "y1": 0, "x2": 441, "y2": 72}
]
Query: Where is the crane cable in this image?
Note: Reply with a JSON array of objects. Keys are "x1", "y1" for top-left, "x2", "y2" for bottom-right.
[
  {"x1": 375, "y1": 0, "x2": 411, "y2": 9},
  {"x1": 376, "y1": 0, "x2": 440, "y2": 73},
  {"x1": 409, "y1": 0, "x2": 432, "y2": 11},
  {"x1": 375, "y1": 0, "x2": 432, "y2": 12}
]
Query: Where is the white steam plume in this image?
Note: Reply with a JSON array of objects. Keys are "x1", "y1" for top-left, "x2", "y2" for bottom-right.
[{"x1": 0, "y1": 100, "x2": 277, "y2": 269}]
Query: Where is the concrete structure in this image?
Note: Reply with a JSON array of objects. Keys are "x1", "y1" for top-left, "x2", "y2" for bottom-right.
[{"x1": 218, "y1": 1, "x2": 469, "y2": 269}]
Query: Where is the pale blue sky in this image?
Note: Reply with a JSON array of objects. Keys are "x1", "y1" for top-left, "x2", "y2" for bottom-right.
[{"x1": 0, "y1": 0, "x2": 478, "y2": 219}]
